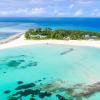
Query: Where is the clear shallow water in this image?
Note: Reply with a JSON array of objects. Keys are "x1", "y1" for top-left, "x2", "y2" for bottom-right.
[
  {"x1": 0, "y1": 17, "x2": 100, "y2": 40},
  {"x1": 0, "y1": 44, "x2": 100, "y2": 100}
]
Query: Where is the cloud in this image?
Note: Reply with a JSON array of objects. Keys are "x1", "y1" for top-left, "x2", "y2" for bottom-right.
[
  {"x1": 94, "y1": 8, "x2": 99, "y2": 12},
  {"x1": 0, "y1": 8, "x2": 46, "y2": 16},
  {"x1": 74, "y1": 9, "x2": 83, "y2": 16},
  {"x1": 78, "y1": 0, "x2": 93, "y2": 4},
  {"x1": 55, "y1": 12, "x2": 68, "y2": 17},
  {"x1": 69, "y1": 4, "x2": 74, "y2": 9},
  {"x1": 92, "y1": 8, "x2": 100, "y2": 17},
  {"x1": 31, "y1": 8, "x2": 46, "y2": 15},
  {"x1": 54, "y1": 10, "x2": 69, "y2": 17},
  {"x1": 70, "y1": 0, "x2": 100, "y2": 4},
  {"x1": 0, "y1": 0, "x2": 99, "y2": 17}
]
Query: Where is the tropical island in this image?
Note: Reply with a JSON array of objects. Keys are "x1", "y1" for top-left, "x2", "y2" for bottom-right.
[
  {"x1": 25, "y1": 28, "x2": 100, "y2": 40},
  {"x1": 1, "y1": 28, "x2": 100, "y2": 100},
  {"x1": 1, "y1": 28, "x2": 100, "y2": 50}
]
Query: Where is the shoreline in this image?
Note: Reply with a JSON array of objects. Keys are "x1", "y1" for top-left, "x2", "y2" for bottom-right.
[
  {"x1": 0, "y1": 32, "x2": 23, "y2": 45},
  {"x1": 0, "y1": 34, "x2": 100, "y2": 50}
]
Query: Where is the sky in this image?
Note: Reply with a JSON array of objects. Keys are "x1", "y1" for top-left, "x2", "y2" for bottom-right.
[{"x1": 0, "y1": 0, "x2": 100, "y2": 17}]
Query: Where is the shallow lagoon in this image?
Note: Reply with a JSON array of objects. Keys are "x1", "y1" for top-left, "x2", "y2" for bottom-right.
[{"x1": 0, "y1": 44, "x2": 100, "y2": 100}]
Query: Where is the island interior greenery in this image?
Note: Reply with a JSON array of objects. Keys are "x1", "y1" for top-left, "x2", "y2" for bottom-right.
[{"x1": 25, "y1": 28, "x2": 100, "y2": 40}]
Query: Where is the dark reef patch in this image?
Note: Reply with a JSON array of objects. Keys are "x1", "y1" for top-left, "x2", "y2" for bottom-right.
[
  {"x1": 27, "y1": 61, "x2": 38, "y2": 67},
  {"x1": 4, "y1": 90, "x2": 11, "y2": 94},
  {"x1": 8, "y1": 96, "x2": 19, "y2": 100},
  {"x1": 13, "y1": 89, "x2": 35, "y2": 97},
  {"x1": 6, "y1": 80, "x2": 53, "y2": 100},
  {"x1": 7, "y1": 60, "x2": 24, "y2": 68},
  {"x1": 20, "y1": 66, "x2": 26, "y2": 69},
  {"x1": 56, "y1": 94, "x2": 67, "y2": 100},
  {"x1": 5, "y1": 80, "x2": 100, "y2": 100},
  {"x1": 15, "y1": 83, "x2": 36, "y2": 90},
  {"x1": 32, "y1": 62, "x2": 38, "y2": 66},
  {"x1": 13, "y1": 90, "x2": 23, "y2": 96},
  {"x1": 3, "y1": 72, "x2": 6, "y2": 74},
  {"x1": 30, "y1": 97, "x2": 35, "y2": 100},
  {"x1": 17, "y1": 81, "x2": 24, "y2": 85},
  {"x1": 43, "y1": 78, "x2": 46, "y2": 80},
  {"x1": 38, "y1": 80, "x2": 42, "y2": 82},
  {"x1": 38, "y1": 92, "x2": 52, "y2": 98},
  {"x1": 34, "y1": 78, "x2": 46, "y2": 84},
  {"x1": 0, "y1": 55, "x2": 39, "y2": 73},
  {"x1": 11, "y1": 89, "x2": 40, "y2": 99}
]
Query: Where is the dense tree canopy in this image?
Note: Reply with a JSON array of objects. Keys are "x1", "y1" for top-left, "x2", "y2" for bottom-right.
[{"x1": 25, "y1": 28, "x2": 100, "y2": 40}]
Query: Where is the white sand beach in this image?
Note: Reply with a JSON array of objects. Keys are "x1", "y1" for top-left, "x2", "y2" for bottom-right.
[{"x1": 0, "y1": 34, "x2": 100, "y2": 50}]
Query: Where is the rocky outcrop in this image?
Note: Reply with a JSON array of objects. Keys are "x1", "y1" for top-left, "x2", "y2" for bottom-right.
[
  {"x1": 72, "y1": 82, "x2": 100, "y2": 97},
  {"x1": 41, "y1": 80, "x2": 100, "y2": 98}
]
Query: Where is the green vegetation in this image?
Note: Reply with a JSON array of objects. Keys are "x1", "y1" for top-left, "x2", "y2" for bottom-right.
[{"x1": 25, "y1": 28, "x2": 100, "y2": 40}]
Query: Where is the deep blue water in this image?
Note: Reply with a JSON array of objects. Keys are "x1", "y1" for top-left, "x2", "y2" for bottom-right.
[{"x1": 0, "y1": 17, "x2": 100, "y2": 40}]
